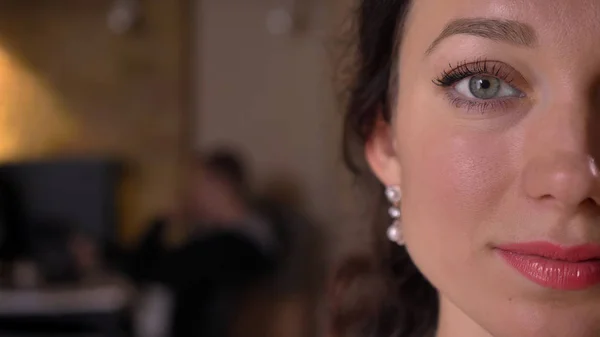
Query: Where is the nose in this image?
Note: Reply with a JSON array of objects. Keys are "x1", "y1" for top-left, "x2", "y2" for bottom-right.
[
  {"x1": 521, "y1": 97, "x2": 600, "y2": 211},
  {"x1": 522, "y1": 153, "x2": 600, "y2": 209}
]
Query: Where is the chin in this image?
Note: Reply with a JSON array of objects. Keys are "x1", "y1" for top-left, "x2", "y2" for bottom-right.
[
  {"x1": 487, "y1": 319, "x2": 600, "y2": 337},
  {"x1": 475, "y1": 297, "x2": 600, "y2": 337},
  {"x1": 444, "y1": 273, "x2": 600, "y2": 337}
]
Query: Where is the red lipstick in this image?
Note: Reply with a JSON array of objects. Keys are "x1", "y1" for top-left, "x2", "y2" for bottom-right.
[{"x1": 496, "y1": 242, "x2": 600, "y2": 290}]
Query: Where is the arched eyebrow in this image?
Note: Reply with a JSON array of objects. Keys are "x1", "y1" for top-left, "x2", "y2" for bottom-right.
[{"x1": 425, "y1": 18, "x2": 538, "y2": 55}]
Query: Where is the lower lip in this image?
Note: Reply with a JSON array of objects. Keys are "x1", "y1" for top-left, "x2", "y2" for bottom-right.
[{"x1": 497, "y1": 250, "x2": 600, "y2": 290}]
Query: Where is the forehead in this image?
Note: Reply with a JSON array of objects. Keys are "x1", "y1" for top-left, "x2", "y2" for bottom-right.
[{"x1": 404, "y1": 0, "x2": 600, "y2": 56}]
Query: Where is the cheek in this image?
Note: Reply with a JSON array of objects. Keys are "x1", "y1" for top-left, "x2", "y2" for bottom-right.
[
  {"x1": 424, "y1": 134, "x2": 511, "y2": 213},
  {"x1": 400, "y1": 128, "x2": 516, "y2": 270}
]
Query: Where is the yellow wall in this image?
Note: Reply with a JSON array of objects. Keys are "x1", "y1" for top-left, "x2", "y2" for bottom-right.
[
  {"x1": 0, "y1": 1, "x2": 189, "y2": 243},
  {"x1": 0, "y1": 46, "x2": 74, "y2": 158}
]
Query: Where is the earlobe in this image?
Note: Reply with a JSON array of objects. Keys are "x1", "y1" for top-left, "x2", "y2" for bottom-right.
[{"x1": 365, "y1": 115, "x2": 402, "y2": 187}]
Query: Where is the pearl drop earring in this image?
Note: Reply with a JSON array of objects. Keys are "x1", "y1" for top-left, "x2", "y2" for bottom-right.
[{"x1": 385, "y1": 185, "x2": 405, "y2": 245}]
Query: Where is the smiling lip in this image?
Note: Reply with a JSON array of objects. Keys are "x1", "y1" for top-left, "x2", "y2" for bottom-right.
[{"x1": 496, "y1": 242, "x2": 600, "y2": 291}]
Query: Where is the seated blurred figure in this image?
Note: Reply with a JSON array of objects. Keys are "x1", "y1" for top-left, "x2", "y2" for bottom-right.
[
  {"x1": 184, "y1": 149, "x2": 277, "y2": 253},
  {"x1": 133, "y1": 148, "x2": 278, "y2": 337}
]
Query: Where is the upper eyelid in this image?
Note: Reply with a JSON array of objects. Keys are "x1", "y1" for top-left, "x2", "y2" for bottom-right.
[{"x1": 433, "y1": 60, "x2": 519, "y2": 87}]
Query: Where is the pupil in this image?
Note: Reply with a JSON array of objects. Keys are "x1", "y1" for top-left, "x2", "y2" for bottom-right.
[{"x1": 469, "y1": 76, "x2": 500, "y2": 99}]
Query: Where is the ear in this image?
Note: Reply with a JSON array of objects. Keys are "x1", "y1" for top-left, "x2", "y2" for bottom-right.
[{"x1": 365, "y1": 114, "x2": 402, "y2": 187}]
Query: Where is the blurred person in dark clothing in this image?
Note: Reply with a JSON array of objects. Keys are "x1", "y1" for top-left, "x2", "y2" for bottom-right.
[
  {"x1": 129, "y1": 149, "x2": 278, "y2": 283},
  {"x1": 131, "y1": 148, "x2": 280, "y2": 337},
  {"x1": 157, "y1": 224, "x2": 275, "y2": 337},
  {"x1": 186, "y1": 150, "x2": 278, "y2": 253}
]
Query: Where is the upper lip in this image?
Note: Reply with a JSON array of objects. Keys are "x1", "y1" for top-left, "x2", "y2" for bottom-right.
[{"x1": 495, "y1": 241, "x2": 600, "y2": 262}]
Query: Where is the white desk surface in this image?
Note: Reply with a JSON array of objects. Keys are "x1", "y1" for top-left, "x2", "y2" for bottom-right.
[{"x1": 0, "y1": 285, "x2": 130, "y2": 316}]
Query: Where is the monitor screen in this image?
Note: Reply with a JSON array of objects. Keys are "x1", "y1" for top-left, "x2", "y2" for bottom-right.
[{"x1": 0, "y1": 158, "x2": 121, "y2": 259}]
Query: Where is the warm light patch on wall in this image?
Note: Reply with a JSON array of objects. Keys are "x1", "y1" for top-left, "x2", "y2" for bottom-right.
[{"x1": 0, "y1": 45, "x2": 78, "y2": 161}]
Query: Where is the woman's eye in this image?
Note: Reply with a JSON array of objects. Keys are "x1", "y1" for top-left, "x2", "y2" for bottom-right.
[{"x1": 454, "y1": 75, "x2": 522, "y2": 100}]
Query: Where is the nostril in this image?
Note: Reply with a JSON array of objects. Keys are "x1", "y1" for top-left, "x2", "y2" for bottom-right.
[
  {"x1": 579, "y1": 198, "x2": 600, "y2": 217},
  {"x1": 537, "y1": 195, "x2": 597, "y2": 207},
  {"x1": 582, "y1": 197, "x2": 599, "y2": 207}
]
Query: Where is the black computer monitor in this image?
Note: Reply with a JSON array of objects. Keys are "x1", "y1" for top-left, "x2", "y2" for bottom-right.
[{"x1": 0, "y1": 157, "x2": 122, "y2": 260}]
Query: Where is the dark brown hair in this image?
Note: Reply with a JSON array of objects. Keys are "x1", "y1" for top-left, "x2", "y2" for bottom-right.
[
  {"x1": 329, "y1": 255, "x2": 381, "y2": 337},
  {"x1": 339, "y1": 1, "x2": 439, "y2": 337}
]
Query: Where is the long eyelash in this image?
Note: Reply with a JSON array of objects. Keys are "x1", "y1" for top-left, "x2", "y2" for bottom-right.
[{"x1": 433, "y1": 58, "x2": 515, "y2": 87}]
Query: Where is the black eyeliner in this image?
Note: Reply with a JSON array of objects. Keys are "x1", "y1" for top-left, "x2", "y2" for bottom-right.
[{"x1": 433, "y1": 59, "x2": 515, "y2": 87}]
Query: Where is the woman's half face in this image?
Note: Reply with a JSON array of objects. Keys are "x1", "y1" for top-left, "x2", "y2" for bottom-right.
[{"x1": 367, "y1": 0, "x2": 600, "y2": 336}]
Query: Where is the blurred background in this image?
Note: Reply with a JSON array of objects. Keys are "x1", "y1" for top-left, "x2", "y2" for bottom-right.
[{"x1": 0, "y1": 0, "x2": 373, "y2": 336}]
